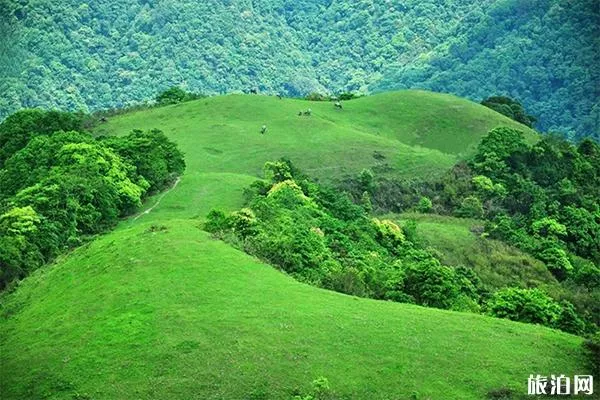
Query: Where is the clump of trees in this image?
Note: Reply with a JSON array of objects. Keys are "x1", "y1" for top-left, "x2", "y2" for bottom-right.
[
  {"x1": 486, "y1": 287, "x2": 585, "y2": 335},
  {"x1": 204, "y1": 159, "x2": 587, "y2": 335},
  {"x1": 155, "y1": 87, "x2": 204, "y2": 106},
  {"x1": 340, "y1": 127, "x2": 600, "y2": 334},
  {"x1": 206, "y1": 159, "x2": 481, "y2": 311},
  {"x1": 481, "y1": 96, "x2": 536, "y2": 128},
  {"x1": 0, "y1": 109, "x2": 185, "y2": 289}
]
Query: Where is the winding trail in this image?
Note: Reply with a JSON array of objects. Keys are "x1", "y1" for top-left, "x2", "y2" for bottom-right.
[{"x1": 133, "y1": 177, "x2": 181, "y2": 221}]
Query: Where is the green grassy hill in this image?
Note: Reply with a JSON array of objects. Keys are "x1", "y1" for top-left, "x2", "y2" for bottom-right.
[
  {"x1": 96, "y1": 90, "x2": 536, "y2": 220},
  {"x1": 0, "y1": 91, "x2": 589, "y2": 399}
]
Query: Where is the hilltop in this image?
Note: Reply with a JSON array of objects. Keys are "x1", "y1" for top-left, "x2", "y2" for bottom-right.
[
  {"x1": 1, "y1": 91, "x2": 593, "y2": 399},
  {"x1": 95, "y1": 90, "x2": 536, "y2": 221}
]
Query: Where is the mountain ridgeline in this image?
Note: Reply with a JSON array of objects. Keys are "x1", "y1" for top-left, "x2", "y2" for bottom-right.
[{"x1": 1, "y1": 0, "x2": 598, "y2": 140}]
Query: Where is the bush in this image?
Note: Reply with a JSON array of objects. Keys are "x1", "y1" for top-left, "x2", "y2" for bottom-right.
[
  {"x1": 555, "y1": 300, "x2": 585, "y2": 335},
  {"x1": 372, "y1": 218, "x2": 405, "y2": 255},
  {"x1": 537, "y1": 245, "x2": 573, "y2": 280},
  {"x1": 229, "y1": 208, "x2": 258, "y2": 238},
  {"x1": 400, "y1": 260, "x2": 462, "y2": 310},
  {"x1": 456, "y1": 196, "x2": 484, "y2": 218},
  {"x1": 485, "y1": 287, "x2": 561, "y2": 327},
  {"x1": 155, "y1": 87, "x2": 201, "y2": 105},
  {"x1": 204, "y1": 210, "x2": 229, "y2": 234},
  {"x1": 304, "y1": 92, "x2": 330, "y2": 101},
  {"x1": 416, "y1": 196, "x2": 433, "y2": 213}
]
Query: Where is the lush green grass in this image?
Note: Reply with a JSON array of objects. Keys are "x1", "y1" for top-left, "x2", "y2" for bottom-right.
[
  {"x1": 394, "y1": 213, "x2": 558, "y2": 290},
  {"x1": 97, "y1": 90, "x2": 536, "y2": 221},
  {"x1": 2, "y1": 91, "x2": 586, "y2": 400},
  {"x1": 0, "y1": 219, "x2": 588, "y2": 400}
]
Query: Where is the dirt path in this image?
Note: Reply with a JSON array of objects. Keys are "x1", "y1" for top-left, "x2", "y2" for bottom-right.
[{"x1": 133, "y1": 177, "x2": 181, "y2": 221}]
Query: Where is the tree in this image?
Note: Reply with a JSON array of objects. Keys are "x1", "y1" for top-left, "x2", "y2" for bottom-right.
[
  {"x1": 155, "y1": 87, "x2": 196, "y2": 105},
  {"x1": 486, "y1": 287, "x2": 561, "y2": 327},
  {"x1": 0, "y1": 109, "x2": 84, "y2": 168},
  {"x1": 104, "y1": 129, "x2": 185, "y2": 193},
  {"x1": 400, "y1": 260, "x2": 462, "y2": 310},
  {"x1": 481, "y1": 96, "x2": 536, "y2": 127}
]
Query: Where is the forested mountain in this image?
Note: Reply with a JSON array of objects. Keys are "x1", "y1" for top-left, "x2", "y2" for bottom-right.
[{"x1": 1, "y1": 0, "x2": 598, "y2": 139}]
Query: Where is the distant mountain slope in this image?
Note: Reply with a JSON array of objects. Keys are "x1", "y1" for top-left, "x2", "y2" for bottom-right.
[
  {"x1": 1, "y1": 0, "x2": 596, "y2": 139},
  {"x1": 373, "y1": 0, "x2": 600, "y2": 140}
]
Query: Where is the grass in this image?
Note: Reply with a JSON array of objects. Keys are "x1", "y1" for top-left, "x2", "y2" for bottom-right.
[
  {"x1": 1, "y1": 91, "x2": 587, "y2": 400},
  {"x1": 0, "y1": 220, "x2": 589, "y2": 399},
  {"x1": 394, "y1": 213, "x2": 557, "y2": 290}
]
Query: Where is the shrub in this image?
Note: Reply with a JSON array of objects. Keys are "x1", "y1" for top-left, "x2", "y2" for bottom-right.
[
  {"x1": 555, "y1": 300, "x2": 585, "y2": 335},
  {"x1": 155, "y1": 87, "x2": 200, "y2": 105},
  {"x1": 263, "y1": 161, "x2": 293, "y2": 183},
  {"x1": 537, "y1": 245, "x2": 573, "y2": 280},
  {"x1": 204, "y1": 210, "x2": 229, "y2": 234},
  {"x1": 456, "y1": 196, "x2": 484, "y2": 218},
  {"x1": 229, "y1": 208, "x2": 258, "y2": 238},
  {"x1": 416, "y1": 196, "x2": 433, "y2": 213},
  {"x1": 372, "y1": 218, "x2": 405, "y2": 255},
  {"x1": 400, "y1": 260, "x2": 461, "y2": 310},
  {"x1": 485, "y1": 287, "x2": 561, "y2": 327},
  {"x1": 305, "y1": 92, "x2": 329, "y2": 101}
]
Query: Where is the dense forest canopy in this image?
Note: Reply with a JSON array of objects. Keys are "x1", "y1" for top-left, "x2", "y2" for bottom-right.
[{"x1": 1, "y1": 0, "x2": 597, "y2": 140}]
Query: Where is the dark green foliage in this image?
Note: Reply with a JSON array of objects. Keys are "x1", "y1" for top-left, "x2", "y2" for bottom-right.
[
  {"x1": 0, "y1": 109, "x2": 84, "y2": 168},
  {"x1": 204, "y1": 210, "x2": 229, "y2": 234},
  {"x1": 481, "y1": 287, "x2": 587, "y2": 335},
  {"x1": 373, "y1": 0, "x2": 599, "y2": 140},
  {"x1": 584, "y1": 332, "x2": 600, "y2": 375},
  {"x1": 481, "y1": 96, "x2": 536, "y2": 128},
  {"x1": 400, "y1": 260, "x2": 461, "y2": 310},
  {"x1": 0, "y1": 109, "x2": 185, "y2": 289},
  {"x1": 103, "y1": 129, "x2": 185, "y2": 193},
  {"x1": 4, "y1": 0, "x2": 595, "y2": 140},
  {"x1": 555, "y1": 301, "x2": 586, "y2": 336},
  {"x1": 486, "y1": 288, "x2": 562, "y2": 329},
  {"x1": 337, "y1": 92, "x2": 362, "y2": 101},
  {"x1": 155, "y1": 87, "x2": 201, "y2": 106},
  {"x1": 206, "y1": 161, "x2": 483, "y2": 311},
  {"x1": 456, "y1": 196, "x2": 484, "y2": 219}
]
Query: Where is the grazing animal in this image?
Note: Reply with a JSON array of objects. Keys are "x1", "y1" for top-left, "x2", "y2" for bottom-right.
[
  {"x1": 249, "y1": 88, "x2": 258, "y2": 94},
  {"x1": 334, "y1": 102, "x2": 343, "y2": 109},
  {"x1": 260, "y1": 125, "x2": 267, "y2": 134},
  {"x1": 276, "y1": 93, "x2": 282, "y2": 99}
]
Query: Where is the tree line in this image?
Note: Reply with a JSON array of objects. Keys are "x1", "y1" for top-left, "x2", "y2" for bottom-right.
[
  {"x1": 204, "y1": 158, "x2": 591, "y2": 336},
  {"x1": 0, "y1": 109, "x2": 185, "y2": 290}
]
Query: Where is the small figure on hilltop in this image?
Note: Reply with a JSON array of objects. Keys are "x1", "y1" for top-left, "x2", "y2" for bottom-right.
[
  {"x1": 297, "y1": 108, "x2": 312, "y2": 117},
  {"x1": 260, "y1": 125, "x2": 267, "y2": 134},
  {"x1": 276, "y1": 93, "x2": 282, "y2": 100},
  {"x1": 334, "y1": 101, "x2": 343, "y2": 110}
]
